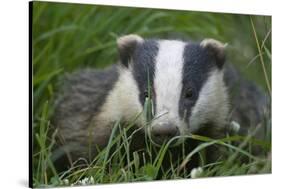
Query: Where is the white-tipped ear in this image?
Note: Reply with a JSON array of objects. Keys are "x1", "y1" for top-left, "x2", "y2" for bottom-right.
[
  {"x1": 200, "y1": 38, "x2": 227, "y2": 69},
  {"x1": 117, "y1": 34, "x2": 143, "y2": 49},
  {"x1": 200, "y1": 38, "x2": 228, "y2": 49},
  {"x1": 117, "y1": 34, "x2": 144, "y2": 67}
]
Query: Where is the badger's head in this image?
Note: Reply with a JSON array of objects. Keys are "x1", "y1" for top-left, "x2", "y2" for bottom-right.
[{"x1": 117, "y1": 34, "x2": 229, "y2": 145}]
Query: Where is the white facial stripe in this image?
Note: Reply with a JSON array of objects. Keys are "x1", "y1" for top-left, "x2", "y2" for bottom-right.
[
  {"x1": 154, "y1": 40, "x2": 186, "y2": 125},
  {"x1": 189, "y1": 69, "x2": 229, "y2": 132},
  {"x1": 95, "y1": 67, "x2": 144, "y2": 127}
]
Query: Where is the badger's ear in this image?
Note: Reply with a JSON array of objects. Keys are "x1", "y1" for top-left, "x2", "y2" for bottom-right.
[
  {"x1": 200, "y1": 38, "x2": 227, "y2": 69},
  {"x1": 117, "y1": 34, "x2": 144, "y2": 67}
]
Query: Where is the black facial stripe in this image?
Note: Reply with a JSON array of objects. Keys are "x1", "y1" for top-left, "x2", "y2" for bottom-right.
[
  {"x1": 132, "y1": 40, "x2": 159, "y2": 106},
  {"x1": 179, "y1": 43, "x2": 217, "y2": 122}
]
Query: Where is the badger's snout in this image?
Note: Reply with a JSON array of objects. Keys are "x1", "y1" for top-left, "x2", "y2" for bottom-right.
[{"x1": 151, "y1": 122, "x2": 180, "y2": 144}]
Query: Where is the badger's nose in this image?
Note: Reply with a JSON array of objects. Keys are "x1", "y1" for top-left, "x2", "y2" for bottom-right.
[{"x1": 151, "y1": 123, "x2": 179, "y2": 144}]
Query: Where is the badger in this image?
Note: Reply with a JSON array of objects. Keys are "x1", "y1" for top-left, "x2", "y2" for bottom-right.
[{"x1": 53, "y1": 34, "x2": 269, "y2": 170}]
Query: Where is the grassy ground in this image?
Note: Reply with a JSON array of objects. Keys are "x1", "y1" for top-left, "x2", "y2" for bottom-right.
[{"x1": 32, "y1": 1, "x2": 272, "y2": 187}]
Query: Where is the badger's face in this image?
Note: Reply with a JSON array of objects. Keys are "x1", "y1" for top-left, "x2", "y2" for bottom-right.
[{"x1": 117, "y1": 35, "x2": 229, "y2": 145}]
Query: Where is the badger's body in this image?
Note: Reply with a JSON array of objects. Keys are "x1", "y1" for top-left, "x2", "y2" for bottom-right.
[{"x1": 53, "y1": 35, "x2": 268, "y2": 168}]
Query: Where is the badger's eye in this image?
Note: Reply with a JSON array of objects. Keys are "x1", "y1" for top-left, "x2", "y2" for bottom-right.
[{"x1": 185, "y1": 88, "x2": 193, "y2": 99}]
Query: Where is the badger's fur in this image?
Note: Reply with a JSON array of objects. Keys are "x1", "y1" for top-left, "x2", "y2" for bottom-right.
[{"x1": 53, "y1": 34, "x2": 268, "y2": 169}]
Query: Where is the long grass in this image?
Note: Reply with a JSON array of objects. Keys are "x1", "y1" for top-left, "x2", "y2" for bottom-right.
[{"x1": 32, "y1": 1, "x2": 271, "y2": 187}]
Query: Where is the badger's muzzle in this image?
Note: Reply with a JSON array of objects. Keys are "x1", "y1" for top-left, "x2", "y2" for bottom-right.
[{"x1": 151, "y1": 122, "x2": 180, "y2": 145}]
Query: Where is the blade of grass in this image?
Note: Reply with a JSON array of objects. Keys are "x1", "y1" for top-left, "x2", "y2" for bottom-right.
[{"x1": 250, "y1": 16, "x2": 271, "y2": 95}]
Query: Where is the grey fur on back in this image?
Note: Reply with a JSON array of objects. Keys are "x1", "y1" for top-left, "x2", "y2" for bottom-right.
[
  {"x1": 224, "y1": 64, "x2": 269, "y2": 140},
  {"x1": 53, "y1": 65, "x2": 119, "y2": 163}
]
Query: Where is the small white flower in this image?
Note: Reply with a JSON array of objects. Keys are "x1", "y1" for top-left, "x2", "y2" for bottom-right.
[
  {"x1": 81, "y1": 177, "x2": 89, "y2": 185},
  {"x1": 62, "y1": 178, "x2": 69, "y2": 185},
  {"x1": 190, "y1": 167, "x2": 203, "y2": 178},
  {"x1": 230, "y1": 121, "x2": 240, "y2": 133},
  {"x1": 76, "y1": 176, "x2": 95, "y2": 185},
  {"x1": 89, "y1": 176, "x2": 95, "y2": 184}
]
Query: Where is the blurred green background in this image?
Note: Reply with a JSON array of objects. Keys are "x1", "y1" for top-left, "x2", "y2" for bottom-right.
[
  {"x1": 32, "y1": 1, "x2": 271, "y2": 186},
  {"x1": 33, "y1": 1, "x2": 271, "y2": 112}
]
